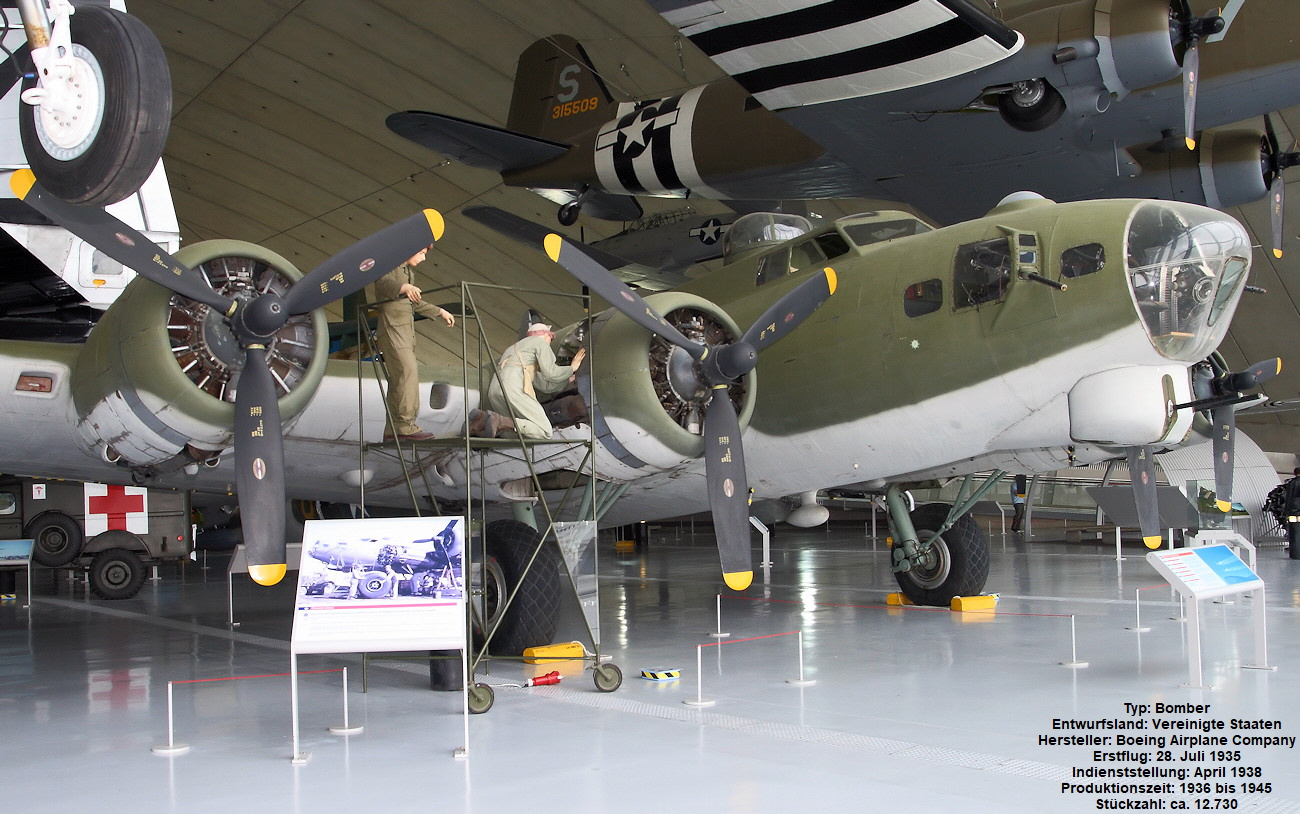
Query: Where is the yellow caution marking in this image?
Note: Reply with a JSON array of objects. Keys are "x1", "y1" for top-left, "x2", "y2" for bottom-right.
[
  {"x1": 10, "y1": 168, "x2": 35, "y2": 199},
  {"x1": 544, "y1": 233, "x2": 563, "y2": 262},
  {"x1": 248, "y1": 563, "x2": 286, "y2": 586},
  {"x1": 1143, "y1": 535, "x2": 1162, "y2": 550},
  {"x1": 641, "y1": 667, "x2": 681, "y2": 681},
  {"x1": 424, "y1": 209, "x2": 445, "y2": 241},
  {"x1": 723, "y1": 570, "x2": 752, "y2": 591}
]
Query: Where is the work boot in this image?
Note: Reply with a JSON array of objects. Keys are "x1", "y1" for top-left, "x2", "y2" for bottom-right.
[
  {"x1": 467, "y1": 409, "x2": 498, "y2": 438},
  {"x1": 492, "y1": 414, "x2": 516, "y2": 438}
]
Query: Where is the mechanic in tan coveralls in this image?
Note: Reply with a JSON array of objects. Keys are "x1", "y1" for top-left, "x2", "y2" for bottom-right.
[
  {"x1": 479, "y1": 323, "x2": 585, "y2": 439},
  {"x1": 374, "y1": 245, "x2": 455, "y2": 441}
]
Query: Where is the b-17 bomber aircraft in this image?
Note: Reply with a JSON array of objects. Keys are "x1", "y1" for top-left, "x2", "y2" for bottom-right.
[
  {"x1": 0, "y1": 170, "x2": 1277, "y2": 645},
  {"x1": 389, "y1": 0, "x2": 1300, "y2": 255}
]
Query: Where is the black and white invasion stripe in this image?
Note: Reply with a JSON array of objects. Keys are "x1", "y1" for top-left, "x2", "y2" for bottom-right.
[{"x1": 656, "y1": 0, "x2": 1023, "y2": 110}]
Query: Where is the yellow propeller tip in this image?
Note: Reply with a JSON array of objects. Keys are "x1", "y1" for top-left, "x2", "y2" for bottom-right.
[
  {"x1": 424, "y1": 209, "x2": 445, "y2": 241},
  {"x1": 1185, "y1": 137, "x2": 1197, "y2": 150},
  {"x1": 1216, "y1": 499, "x2": 1232, "y2": 513},
  {"x1": 1273, "y1": 249, "x2": 1283, "y2": 259},
  {"x1": 544, "y1": 233, "x2": 563, "y2": 262},
  {"x1": 723, "y1": 570, "x2": 753, "y2": 591},
  {"x1": 248, "y1": 563, "x2": 287, "y2": 586},
  {"x1": 1143, "y1": 536, "x2": 1162, "y2": 550},
  {"x1": 10, "y1": 168, "x2": 35, "y2": 199},
  {"x1": 824, "y1": 267, "x2": 837, "y2": 295}
]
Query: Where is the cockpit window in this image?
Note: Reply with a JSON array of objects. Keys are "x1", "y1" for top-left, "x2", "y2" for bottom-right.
[
  {"x1": 842, "y1": 218, "x2": 931, "y2": 247},
  {"x1": 953, "y1": 238, "x2": 1012, "y2": 309},
  {"x1": 1126, "y1": 202, "x2": 1251, "y2": 361},
  {"x1": 1061, "y1": 243, "x2": 1105, "y2": 278},
  {"x1": 904, "y1": 279, "x2": 943, "y2": 317}
]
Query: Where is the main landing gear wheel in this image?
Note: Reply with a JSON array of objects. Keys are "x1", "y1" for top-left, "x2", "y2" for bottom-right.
[
  {"x1": 592, "y1": 663, "x2": 622, "y2": 693},
  {"x1": 19, "y1": 5, "x2": 172, "y2": 206},
  {"x1": 467, "y1": 682, "x2": 494, "y2": 714},
  {"x1": 475, "y1": 520, "x2": 562, "y2": 655},
  {"x1": 997, "y1": 78, "x2": 1066, "y2": 133},
  {"x1": 893, "y1": 504, "x2": 989, "y2": 607}
]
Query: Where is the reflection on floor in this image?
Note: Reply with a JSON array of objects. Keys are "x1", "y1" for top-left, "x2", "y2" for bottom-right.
[{"x1": 2, "y1": 524, "x2": 1299, "y2": 813}]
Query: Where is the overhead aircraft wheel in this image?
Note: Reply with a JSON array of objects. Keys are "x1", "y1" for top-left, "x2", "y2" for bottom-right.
[
  {"x1": 997, "y1": 79, "x2": 1066, "y2": 133},
  {"x1": 26, "y1": 511, "x2": 83, "y2": 567},
  {"x1": 467, "y1": 682, "x2": 495, "y2": 714},
  {"x1": 19, "y1": 5, "x2": 172, "y2": 206},
  {"x1": 88, "y1": 548, "x2": 146, "y2": 600},
  {"x1": 473, "y1": 520, "x2": 562, "y2": 654},
  {"x1": 557, "y1": 201, "x2": 581, "y2": 226},
  {"x1": 892, "y1": 504, "x2": 989, "y2": 607},
  {"x1": 592, "y1": 662, "x2": 622, "y2": 693}
]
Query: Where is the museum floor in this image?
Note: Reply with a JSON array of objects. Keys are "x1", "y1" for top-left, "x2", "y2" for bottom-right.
[{"x1": 2, "y1": 524, "x2": 1299, "y2": 813}]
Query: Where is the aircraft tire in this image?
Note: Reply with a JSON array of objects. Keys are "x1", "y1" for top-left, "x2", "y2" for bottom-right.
[
  {"x1": 356, "y1": 571, "x2": 395, "y2": 599},
  {"x1": 88, "y1": 548, "x2": 145, "y2": 600},
  {"x1": 475, "y1": 520, "x2": 561, "y2": 655},
  {"x1": 893, "y1": 503, "x2": 989, "y2": 606},
  {"x1": 26, "y1": 511, "x2": 83, "y2": 567},
  {"x1": 19, "y1": 5, "x2": 172, "y2": 206},
  {"x1": 996, "y1": 79, "x2": 1066, "y2": 133}
]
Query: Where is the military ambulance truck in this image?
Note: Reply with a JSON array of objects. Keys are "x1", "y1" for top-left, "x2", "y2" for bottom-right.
[{"x1": 0, "y1": 477, "x2": 191, "y2": 599}]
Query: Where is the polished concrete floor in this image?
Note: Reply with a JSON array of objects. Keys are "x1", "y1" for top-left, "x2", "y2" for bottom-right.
[{"x1": 2, "y1": 523, "x2": 1299, "y2": 813}]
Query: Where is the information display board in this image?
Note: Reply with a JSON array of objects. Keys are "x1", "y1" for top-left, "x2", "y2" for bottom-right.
[
  {"x1": 291, "y1": 516, "x2": 466, "y2": 655},
  {"x1": 1147, "y1": 544, "x2": 1263, "y2": 601}
]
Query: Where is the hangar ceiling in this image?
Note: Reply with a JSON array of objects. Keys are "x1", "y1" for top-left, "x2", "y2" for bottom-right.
[{"x1": 124, "y1": 0, "x2": 1300, "y2": 456}]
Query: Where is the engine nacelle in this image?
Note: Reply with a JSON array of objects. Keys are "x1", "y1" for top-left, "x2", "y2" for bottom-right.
[
  {"x1": 1133, "y1": 129, "x2": 1271, "y2": 209},
  {"x1": 585, "y1": 291, "x2": 755, "y2": 473},
  {"x1": 71, "y1": 240, "x2": 329, "y2": 466},
  {"x1": 1099, "y1": 0, "x2": 1183, "y2": 97}
]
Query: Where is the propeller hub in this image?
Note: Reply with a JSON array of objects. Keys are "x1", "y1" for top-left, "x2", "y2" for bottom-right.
[
  {"x1": 233, "y1": 293, "x2": 288, "y2": 343},
  {"x1": 666, "y1": 345, "x2": 707, "y2": 404}
]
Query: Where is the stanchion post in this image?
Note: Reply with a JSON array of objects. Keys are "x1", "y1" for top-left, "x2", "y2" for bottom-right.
[
  {"x1": 682, "y1": 644, "x2": 715, "y2": 707},
  {"x1": 1060, "y1": 614, "x2": 1089, "y2": 668},
  {"x1": 151, "y1": 681, "x2": 190, "y2": 755},
  {"x1": 709, "y1": 594, "x2": 729, "y2": 638},
  {"x1": 329, "y1": 666, "x2": 364, "y2": 736},
  {"x1": 1127, "y1": 588, "x2": 1150, "y2": 632}
]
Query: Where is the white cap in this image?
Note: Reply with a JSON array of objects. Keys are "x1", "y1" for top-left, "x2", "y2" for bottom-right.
[{"x1": 527, "y1": 323, "x2": 552, "y2": 333}]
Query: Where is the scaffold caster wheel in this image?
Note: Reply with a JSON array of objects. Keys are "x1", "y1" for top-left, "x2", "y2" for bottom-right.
[
  {"x1": 593, "y1": 663, "x2": 622, "y2": 693},
  {"x1": 467, "y1": 682, "x2": 494, "y2": 714}
]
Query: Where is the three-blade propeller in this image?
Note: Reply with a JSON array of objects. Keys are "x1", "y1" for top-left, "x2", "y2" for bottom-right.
[
  {"x1": 1128, "y1": 356, "x2": 1281, "y2": 547},
  {"x1": 541, "y1": 232, "x2": 836, "y2": 590},
  {"x1": 1173, "y1": 1, "x2": 1225, "y2": 151},
  {"x1": 11, "y1": 169, "x2": 444, "y2": 585},
  {"x1": 1263, "y1": 115, "x2": 1300, "y2": 259}
]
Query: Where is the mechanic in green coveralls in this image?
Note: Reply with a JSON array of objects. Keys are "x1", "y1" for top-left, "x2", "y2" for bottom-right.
[{"x1": 374, "y1": 245, "x2": 455, "y2": 441}]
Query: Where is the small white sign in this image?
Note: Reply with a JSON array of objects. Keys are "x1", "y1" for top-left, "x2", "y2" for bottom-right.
[
  {"x1": 31, "y1": 483, "x2": 45, "y2": 500},
  {"x1": 290, "y1": 517, "x2": 466, "y2": 656}
]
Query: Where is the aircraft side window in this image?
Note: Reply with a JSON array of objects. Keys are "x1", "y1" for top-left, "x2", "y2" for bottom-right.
[
  {"x1": 789, "y1": 239, "x2": 826, "y2": 272},
  {"x1": 903, "y1": 279, "x2": 943, "y2": 317},
  {"x1": 1061, "y1": 243, "x2": 1105, "y2": 278},
  {"x1": 815, "y1": 232, "x2": 851, "y2": 261},
  {"x1": 755, "y1": 247, "x2": 792, "y2": 286},
  {"x1": 953, "y1": 238, "x2": 1012, "y2": 309},
  {"x1": 0, "y1": 491, "x2": 15, "y2": 515},
  {"x1": 842, "y1": 218, "x2": 931, "y2": 247}
]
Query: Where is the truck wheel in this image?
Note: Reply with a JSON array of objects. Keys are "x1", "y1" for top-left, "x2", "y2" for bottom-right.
[
  {"x1": 27, "y1": 512, "x2": 83, "y2": 567},
  {"x1": 89, "y1": 548, "x2": 145, "y2": 599}
]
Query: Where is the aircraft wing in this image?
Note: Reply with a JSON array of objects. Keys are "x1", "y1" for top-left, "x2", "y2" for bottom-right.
[{"x1": 649, "y1": 0, "x2": 1023, "y2": 111}]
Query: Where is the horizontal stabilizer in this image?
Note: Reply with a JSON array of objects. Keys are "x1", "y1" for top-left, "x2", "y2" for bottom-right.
[
  {"x1": 581, "y1": 190, "x2": 643, "y2": 222},
  {"x1": 386, "y1": 111, "x2": 569, "y2": 172}
]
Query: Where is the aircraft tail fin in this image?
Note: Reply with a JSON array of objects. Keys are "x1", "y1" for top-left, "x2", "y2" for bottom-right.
[{"x1": 507, "y1": 35, "x2": 614, "y2": 144}]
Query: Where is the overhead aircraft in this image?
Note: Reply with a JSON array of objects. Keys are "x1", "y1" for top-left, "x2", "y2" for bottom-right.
[
  {"x1": 387, "y1": 0, "x2": 1300, "y2": 255},
  {"x1": 0, "y1": 166, "x2": 1278, "y2": 644}
]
